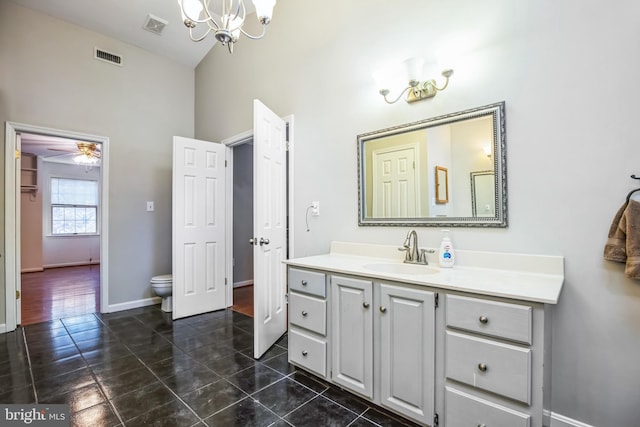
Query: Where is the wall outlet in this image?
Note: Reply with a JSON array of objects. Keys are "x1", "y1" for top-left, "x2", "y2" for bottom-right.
[
  {"x1": 146, "y1": 201, "x2": 154, "y2": 212},
  {"x1": 311, "y1": 201, "x2": 320, "y2": 216}
]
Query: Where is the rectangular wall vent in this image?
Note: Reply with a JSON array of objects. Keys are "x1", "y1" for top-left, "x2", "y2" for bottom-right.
[{"x1": 94, "y1": 48, "x2": 123, "y2": 66}]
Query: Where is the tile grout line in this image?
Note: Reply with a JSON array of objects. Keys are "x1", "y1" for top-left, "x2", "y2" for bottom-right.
[
  {"x1": 95, "y1": 310, "x2": 239, "y2": 425},
  {"x1": 20, "y1": 327, "x2": 39, "y2": 404},
  {"x1": 66, "y1": 314, "x2": 126, "y2": 426}
]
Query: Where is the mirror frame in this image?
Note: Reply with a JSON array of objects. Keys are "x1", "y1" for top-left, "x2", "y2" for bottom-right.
[{"x1": 357, "y1": 101, "x2": 507, "y2": 227}]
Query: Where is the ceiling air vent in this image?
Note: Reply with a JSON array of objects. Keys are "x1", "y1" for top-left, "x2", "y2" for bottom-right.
[
  {"x1": 143, "y1": 14, "x2": 168, "y2": 36},
  {"x1": 94, "y1": 48, "x2": 123, "y2": 66}
]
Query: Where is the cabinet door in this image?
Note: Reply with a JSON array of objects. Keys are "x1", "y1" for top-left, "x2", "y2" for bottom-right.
[
  {"x1": 379, "y1": 283, "x2": 435, "y2": 425},
  {"x1": 331, "y1": 275, "x2": 374, "y2": 399}
]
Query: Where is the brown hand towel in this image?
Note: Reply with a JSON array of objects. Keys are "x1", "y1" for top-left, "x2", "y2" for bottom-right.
[
  {"x1": 604, "y1": 202, "x2": 628, "y2": 263},
  {"x1": 604, "y1": 199, "x2": 640, "y2": 279}
]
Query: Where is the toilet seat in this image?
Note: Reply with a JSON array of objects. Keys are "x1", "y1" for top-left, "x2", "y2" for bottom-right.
[{"x1": 150, "y1": 274, "x2": 172, "y2": 284}]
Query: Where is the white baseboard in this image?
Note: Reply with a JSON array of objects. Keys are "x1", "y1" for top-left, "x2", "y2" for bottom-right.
[
  {"x1": 0, "y1": 324, "x2": 6, "y2": 334},
  {"x1": 21, "y1": 267, "x2": 44, "y2": 273},
  {"x1": 105, "y1": 296, "x2": 160, "y2": 313},
  {"x1": 43, "y1": 261, "x2": 101, "y2": 269},
  {"x1": 549, "y1": 411, "x2": 595, "y2": 427},
  {"x1": 233, "y1": 280, "x2": 253, "y2": 288}
]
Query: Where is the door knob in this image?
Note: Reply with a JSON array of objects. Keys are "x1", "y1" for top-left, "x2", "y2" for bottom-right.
[{"x1": 259, "y1": 237, "x2": 270, "y2": 245}]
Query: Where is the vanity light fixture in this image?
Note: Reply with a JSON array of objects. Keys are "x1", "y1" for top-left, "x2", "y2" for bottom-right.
[
  {"x1": 374, "y1": 58, "x2": 454, "y2": 104},
  {"x1": 177, "y1": 0, "x2": 276, "y2": 53}
]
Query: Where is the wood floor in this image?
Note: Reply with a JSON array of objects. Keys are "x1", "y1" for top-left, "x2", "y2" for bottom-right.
[
  {"x1": 20, "y1": 267, "x2": 253, "y2": 325},
  {"x1": 21, "y1": 264, "x2": 100, "y2": 326},
  {"x1": 232, "y1": 284, "x2": 254, "y2": 317}
]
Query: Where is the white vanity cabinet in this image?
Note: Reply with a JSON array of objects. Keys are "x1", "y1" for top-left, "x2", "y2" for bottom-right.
[
  {"x1": 331, "y1": 275, "x2": 374, "y2": 398},
  {"x1": 378, "y1": 283, "x2": 436, "y2": 425},
  {"x1": 289, "y1": 270, "x2": 437, "y2": 426},
  {"x1": 285, "y1": 244, "x2": 562, "y2": 427},
  {"x1": 444, "y1": 294, "x2": 549, "y2": 427},
  {"x1": 287, "y1": 268, "x2": 328, "y2": 378}
]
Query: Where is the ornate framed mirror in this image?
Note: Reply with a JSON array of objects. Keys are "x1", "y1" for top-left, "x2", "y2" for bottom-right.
[{"x1": 357, "y1": 101, "x2": 507, "y2": 227}]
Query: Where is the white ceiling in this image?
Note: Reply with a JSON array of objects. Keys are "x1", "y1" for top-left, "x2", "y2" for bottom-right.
[{"x1": 9, "y1": 0, "x2": 220, "y2": 68}]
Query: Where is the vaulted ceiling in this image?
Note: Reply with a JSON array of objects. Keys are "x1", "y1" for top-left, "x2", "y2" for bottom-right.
[{"x1": 9, "y1": 0, "x2": 219, "y2": 68}]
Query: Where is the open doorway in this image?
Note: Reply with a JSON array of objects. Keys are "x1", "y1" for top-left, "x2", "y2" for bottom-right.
[
  {"x1": 20, "y1": 134, "x2": 102, "y2": 325},
  {"x1": 230, "y1": 142, "x2": 254, "y2": 317},
  {"x1": 4, "y1": 122, "x2": 110, "y2": 332}
]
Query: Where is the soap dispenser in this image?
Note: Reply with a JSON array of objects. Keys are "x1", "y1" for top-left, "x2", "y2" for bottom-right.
[{"x1": 438, "y1": 230, "x2": 455, "y2": 268}]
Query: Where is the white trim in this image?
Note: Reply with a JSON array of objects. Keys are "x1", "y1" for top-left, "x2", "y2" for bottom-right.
[
  {"x1": 106, "y1": 296, "x2": 160, "y2": 313},
  {"x1": 0, "y1": 324, "x2": 6, "y2": 334},
  {"x1": 20, "y1": 267, "x2": 44, "y2": 274},
  {"x1": 224, "y1": 144, "x2": 234, "y2": 308},
  {"x1": 4, "y1": 122, "x2": 110, "y2": 331},
  {"x1": 549, "y1": 412, "x2": 595, "y2": 427},
  {"x1": 43, "y1": 261, "x2": 101, "y2": 269},
  {"x1": 234, "y1": 280, "x2": 254, "y2": 288},
  {"x1": 284, "y1": 115, "x2": 295, "y2": 259}
]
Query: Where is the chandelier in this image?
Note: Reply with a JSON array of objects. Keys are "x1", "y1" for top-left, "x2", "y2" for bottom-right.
[{"x1": 178, "y1": 0, "x2": 276, "y2": 53}]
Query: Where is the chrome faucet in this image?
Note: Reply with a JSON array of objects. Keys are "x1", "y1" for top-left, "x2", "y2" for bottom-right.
[{"x1": 398, "y1": 230, "x2": 433, "y2": 265}]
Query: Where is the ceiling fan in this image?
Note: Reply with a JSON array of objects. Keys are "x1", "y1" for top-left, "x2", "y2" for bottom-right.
[{"x1": 48, "y1": 142, "x2": 101, "y2": 164}]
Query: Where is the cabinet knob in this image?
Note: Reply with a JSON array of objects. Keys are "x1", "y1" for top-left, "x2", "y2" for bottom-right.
[
  {"x1": 478, "y1": 363, "x2": 488, "y2": 372},
  {"x1": 362, "y1": 302, "x2": 370, "y2": 308},
  {"x1": 479, "y1": 315, "x2": 489, "y2": 324},
  {"x1": 379, "y1": 306, "x2": 387, "y2": 313},
  {"x1": 478, "y1": 424, "x2": 487, "y2": 427},
  {"x1": 301, "y1": 280, "x2": 308, "y2": 286},
  {"x1": 301, "y1": 311, "x2": 308, "y2": 317},
  {"x1": 302, "y1": 350, "x2": 308, "y2": 357}
]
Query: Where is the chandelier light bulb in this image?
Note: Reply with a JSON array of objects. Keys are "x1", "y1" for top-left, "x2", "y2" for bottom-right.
[
  {"x1": 179, "y1": 0, "x2": 203, "y2": 22},
  {"x1": 253, "y1": 0, "x2": 276, "y2": 24}
]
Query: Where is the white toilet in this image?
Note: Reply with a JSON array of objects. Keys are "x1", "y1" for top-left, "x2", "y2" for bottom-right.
[{"x1": 150, "y1": 274, "x2": 173, "y2": 312}]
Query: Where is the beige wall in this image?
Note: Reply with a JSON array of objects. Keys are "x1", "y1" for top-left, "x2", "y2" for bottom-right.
[
  {"x1": 194, "y1": 0, "x2": 640, "y2": 425},
  {"x1": 0, "y1": 1, "x2": 195, "y2": 314}
]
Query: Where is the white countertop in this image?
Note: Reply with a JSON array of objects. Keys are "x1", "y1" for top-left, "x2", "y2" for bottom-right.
[{"x1": 284, "y1": 242, "x2": 564, "y2": 304}]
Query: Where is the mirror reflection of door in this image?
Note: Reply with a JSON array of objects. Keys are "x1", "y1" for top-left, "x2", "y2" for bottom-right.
[
  {"x1": 372, "y1": 145, "x2": 419, "y2": 218},
  {"x1": 470, "y1": 170, "x2": 495, "y2": 217}
]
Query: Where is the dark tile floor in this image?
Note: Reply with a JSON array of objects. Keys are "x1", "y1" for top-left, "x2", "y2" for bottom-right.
[{"x1": 0, "y1": 306, "x2": 420, "y2": 426}]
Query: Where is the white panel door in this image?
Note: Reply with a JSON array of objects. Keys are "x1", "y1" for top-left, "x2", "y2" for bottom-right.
[
  {"x1": 173, "y1": 136, "x2": 226, "y2": 320},
  {"x1": 253, "y1": 99, "x2": 287, "y2": 358},
  {"x1": 372, "y1": 145, "x2": 418, "y2": 218}
]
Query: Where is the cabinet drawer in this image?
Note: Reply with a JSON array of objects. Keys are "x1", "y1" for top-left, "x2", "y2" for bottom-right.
[
  {"x1": 289, "y1": 292, "x2": 326, "y2": 335},
  {"x1": 289, "y1": 268, "x2": 326, "y2": 298},
  {"x1": 446, "y1": 331, "x2": 531, "y2": 404},
  {"x1": 446, "y1": 295, "x2": 532, "y2": 344},
  {"x1": 445, "y1": 387, "x2": 531, "y2": 427},
  {"x1": 289, "y1": 329, "x2": 327, "y2": 377}
]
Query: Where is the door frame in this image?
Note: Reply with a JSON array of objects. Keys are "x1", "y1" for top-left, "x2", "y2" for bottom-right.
[
  {"x1": 222, "y1": 115, "x2": 295, "y2": 307},
  {"x1": 4, "y1": 122, "x2": 110, "y2": 332}
]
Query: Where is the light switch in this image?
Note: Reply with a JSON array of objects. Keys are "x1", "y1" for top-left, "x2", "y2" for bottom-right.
[{"x1": 146, "y1": 201, "x2": 154, "y2": 212}]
